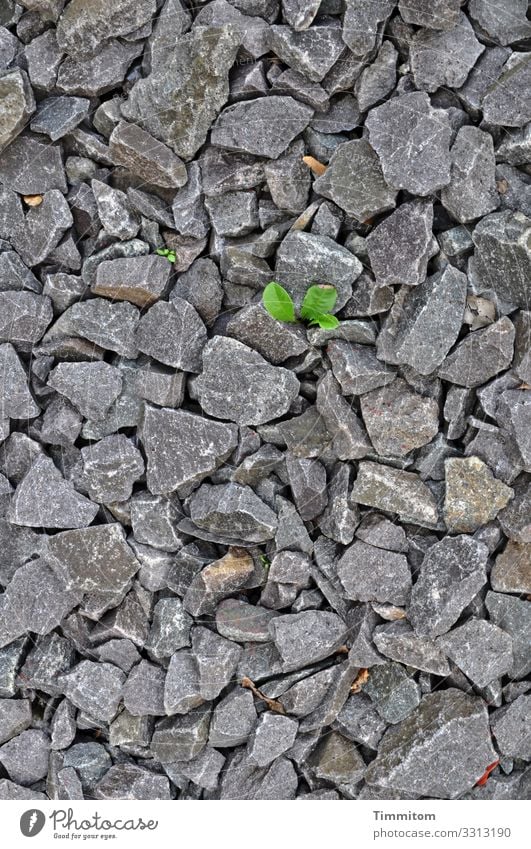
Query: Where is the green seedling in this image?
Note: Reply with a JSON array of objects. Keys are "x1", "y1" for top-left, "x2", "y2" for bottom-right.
[
  {"x1": 262, "y1": 281, "x2": 340, "y2": 329},
  {"x1": 155, "y1": 247, "x2": 176, "y2": 263}
]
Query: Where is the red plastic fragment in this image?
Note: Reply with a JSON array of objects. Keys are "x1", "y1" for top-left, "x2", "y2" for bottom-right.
[{"x1": 475, "y1": 760, "x2": 500, "y2": 787}]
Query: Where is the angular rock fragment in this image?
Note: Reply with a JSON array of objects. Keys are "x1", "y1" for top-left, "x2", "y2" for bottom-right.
[
  {"x1": 364, "y1": 662, "x2": 421, "y2": 724},
  {"x1": 216, "y1": 599, "x2": 278, "y2": 644},
  {"x1": 9, "y1": 455, "x2": 98, "y2": 529},
  {"x1": 491, "y1": 695, "x2": 531, "y2": 760},
  {"x1": 444, "y1": 456, "x2": 513, "y2": 533},
  {"x1": 151, "y1": 707, "x2": 211, "y2": 763},
  {"x1": 360, "y1": 379, "x2": 439, "y2": 457},
  {"x1": 398, "y1": 0, "x2": 460, "y2": 30},
  {"x1": 93, "y1": 255, "x2": 171, "y2": 307},
  {"x1": 366, "y1": 690, "x2": 497, "y2": 798},
  {"x1": 136, "y1": 299, "x2": 207, "y2": 373},
  {"x1": 409, "y1": 535, "x2": 488, "y2": 638},
  {"x1": 491, "y1": 541, "x2": 531, "y2": 594},
  {"x1": 109, "y1": 121, "x2": 187, "y2": 188},
  {"x1": 0, "y1": 729, "x2": 49, "y2": 786},
  {"x1": 163, "y1": 650, "x2": 203, "y2": 716},
  {"x1": 351, "y1": 462, "x2": 438, "y2": 527},
  {"x1": 314, "y1": 139, "x2": 397, "y2": 222},
  {"x1": 327, "y1": 341, "x2": 396, "y2": 396},
  {"x1": 316, "y1": 373, "x2": 371, "y2": 460},
  {"x1": 366, "y1": 92, "x2": 452, "y2": 195},
  {"x1": 194, "y1": 337, "x2": 299, "y2": 426},
  {"x1": 248, "y1": 713, "x2": 299, "y2": 767},
  {"x1": 437, "y1": 318, "x2": 515, "y2": 387},
  {"x1": 123, "y1": 659, "x2": 165, "y2": 717},
  {"x1": 48, "y1": 361, "x2": 122, "y2": 421},
  {"x1": 142, "y1": 406, "x2": 237, "y2": 495},
  {"x1": 486, "y1": 592, "x2": 531, "y2": 680},
  {"x1": 367, "y1": 200, "x2": 436, "y2": 289},
  {"x1": 183, "y1": 547, "x2": 254, "y2": 616},
  {"x1": 0, "y1": 69, "x2": 35, "y2": 152},
  {"x1": 209, "y1": 690, "x2": 256, "y2": 748},
  {"x1": 342, "y1": 0, "x2": 395, "y2": 57},
  {"x1": 56, "y1": 0, "x2": 156, "y2": 55},
  {"x1": 285, "y1": 455, "x2": 327, "y2": 522},
  {"x1": 94, "y1": 764, "x2": 170, "y2": 801},
  {"x1": 48, "y1": 524, "x2": 139, "y2": 593},
  {"x1": 91, "y1": 179, "x2": 139, "y2": 241},
  {"x1": 187, "y1": 485, "x2": 277, "y2": 544},
  {"x1": 410, "y1": 12, "x2": 484, "y2": 93},
  {"x1": 192, "y1": 627, "x2": 242, "y2": 701},
  {"x1": 437, "y1": 620, "x2": 513, "y2": 688},
  {"x1": 81, "y1": 435, "x2": 144, "y2": 503},
  {"x1": 211, "y1": 96, "x2": 313, "y2": 159},
  {"x1": 373, "y1": 621, "x2": 450, "y2": 676},
  {"x1": 269, "y1": 611, "x2": 347, "y2": 670},
  {"x1": 0, "y1": 135, "x2": 66, "y2": 194},
  {"x1": 61, "y1": 298, "x2": 139, "y2": 359},
  {"x1": 227, "y1": 304, "x2": 308, "y2": 366},
  {"x1": 482, "y1": 55, "x2": 531, "y2": 128},
  {"x1": 337, "y1": 541, "x2": 411, "y2": 606},
  {"x1": 441, "y1": 126, "x2": 499, "y2": 223},
  {"x1": 355, "y1": 41, "x2": 397, "y2": 113},
  {"x1": 0, "y1": 344, "x2": 39, "y2": 420},
  {"x1": 57, "y1": 40, "x2": 143, "y2": 97},
  {"x1": 59, "y1": 660, "x2": 124, "y2": 723},
  {"x1": 270, "y1": 25, "x2": 345, "y2": 82},
  {"x1": 30, "y1": 95, "x2": 89, "y2": 141}
]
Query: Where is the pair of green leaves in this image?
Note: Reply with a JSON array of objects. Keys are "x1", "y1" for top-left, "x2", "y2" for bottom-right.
[
  {"x1": 263, "y1": 281, "x2": 340, "y2": 330},
  {"x1": 155, "y1": 247, "x2": 176, "y2": 263}
]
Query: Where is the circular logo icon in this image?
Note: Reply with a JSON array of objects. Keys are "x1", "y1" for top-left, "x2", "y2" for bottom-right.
[{"x1": 20, "y1": 810, "x2": 46, "y2": 838}]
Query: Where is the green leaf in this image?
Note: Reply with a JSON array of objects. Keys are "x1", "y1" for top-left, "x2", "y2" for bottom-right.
[
  {"x1": 167, "y1": 252, "x2": 176, "y2": 263},
  {"x1": 262, "y1": 281, "x2": 296, "y2": 323},
  {"x1": 155, "y1": 248, "x2": 169, "y2": 256},
  {"x1": 313, "y1": 313, "x2": 340, "y2": 329},
  {"x1": 300, "y1": 285, "x2": 337, "y2": 321}
]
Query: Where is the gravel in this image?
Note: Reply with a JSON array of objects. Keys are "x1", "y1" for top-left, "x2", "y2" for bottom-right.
[{"x1": 0, "y1": 0, "x2": 528, "y2": 803}]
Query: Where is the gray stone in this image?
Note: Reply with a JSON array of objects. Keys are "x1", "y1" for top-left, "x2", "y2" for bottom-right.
[
  {"x1": 513, "y1": 311, "x2": 531, "y2": 384},
  {"x1": 492, "y1": 695, "x2": 531, "y2": 760},
  {"x1": 232, "y1": 445, "x2": 284, "y2": 487},
  {"x1": 30, "y1": 95, "x2": 89, "y2": 140},
  {"x1": 486, "y1": 592, "x2": 531, "y2": 680},
  {"x1": 142, "y1": 406, "x2": 237, "y2": 495},
  {"x1": 16, "y1": 190, "x2": 73, "y2": 267},
  {"x1": 285, "y1": 455, "x2": 327, "y2": 521},
  {"x1": 0, "y1": 69, "x2": 35, "y2": 152},
  {"x1": 398, "y1": 0, "x2": 460, "y2": 30},
  {"x1": 91, "y1": 179, "x2": 139, "y2": 241},
  {"x1": 491, "y1": 541, "x2": 531, "y2": 594},
  {"x1": 109, "y1": 121, "x2": 187, "y2": 189},
  {"x1": 0, "y1": 699, "x2": 31, "y2": 745},
  {"x1": 248, "y1": 713, "x2": 298, "y2": 767},
  {"x1": 437, "y1": 318, "x2": 515, "y2": 387},
  {"x1": 381, "y1": 266, "x2": 467, "y2": 375},
  {"x1": 495, "y1": 390, "x2": 531, "y2": 470},
  {"x1": 146, "y1": 598, "x2": 192, "y2": 660},
  {"x1": 16, "y1": 633, "x2": 74, "y2": 696},
  {"x1": 151, "y1": 707, "x2": 211, "y2": 763},
  {"x1": 194, "y1": 336, "x2": 299, "y2": 426},
  {"x1": 171, "y1": 163, "x2": 209, "y2": 238},
  {"x1": 336, "y1": 692, "x2": 387, "y2": 749},
  {"x1": 281, "y1": 0, "x2": 320, "y2": 30},
  {"x1": 136, "y1": 299, "x2": 207, "y2": 373},
  {"x1": 192, "y1": 626, "x2": 242, "y2": 701},
  {"x1": 470, "y1": 212, "x2": 531, "y2": 311},
  {"x1": 444, "y1": 456, "x2": 514, "y2": 533},
  {"x1": 94, "y1": 764, "x2": 170, "y2": 800},
  {"x1": 366, "y1": 690, "x2": 497, "y2": 799},
  {"x1": 365, "y1": 662, "x2": 421, "y2": 724},
  {"x1": 81, "y1": 435, "x2": 144, "y2": 503},
  {"x1": 469, "y1": 0, "x2": 531, "y2": 45},
  {"x1": 367, "y1": 200, "x2": 436, "y2": 288},
  {"x1": 211, "y1": 96, "x2": 313, "y2": 159},
  {"x1": 0, "y1": 251, "x2": 40, "y2": 294},
  {"x1": 327, "y1": 341, "x2": 396, "y2": 396},
  {"x1": 0, "y1": 780, "x2": 46, "y2": 800},
  {"x1": 308, "y1": 729, "x2": 366, "y2": 787},
  {"x1": 0, "y1": 344, "x2": 39, "y2": 421},
  {"x1": 165, "y1": 746, "x2": 225, "y2": 792},
  {"x1": 465, "y1": 426, "x2": 523, "y2": 486},
  {"x1": 93, "y1": 255, "x2": 171, "y2": 307},
  {"x1": 135, "y1": 363, "x2": 186, "y2": 409},
  {"x1": 374, "y1": 621, "x2": 450, "y2": 676},
  {"x1": 183, "y1": 546, "x2": 256, "y2": 615},
  {"x1": 131, "y1": 493, "x2": 183, "y2": 553},
  {"x1": 361, "y1": 379, "x2": 439, "y2": 457},
  {"x1": 123, "y1": 659, "x2": 165, "y2": 716},
  {"x1": 366, "y1": 92, "x2": 452, "y2": 195},
  {"x1": 441, "y1": 127, "x2": 499, "y2": 223},
  {"x1": 0, "y1": 518, "x2": 44, "y2": 585},
  {"x1": 351, "y1": 461, "x2": 438, "y2": 527},
  {"x1": 209, "y1": 689, "x2": 257, "y2": 748},
  {"x1": 482, "y1": 54, "x2": 531, "y2": 128},
  {"x1": 51, "y1": 700, "x2": 76, "y2": 751},
  {"x1": 269, "y1": 25, "x2": 345, "y2": 82},
  {"x1": 355, "y1": 40, "x2": 397, "y2": 113},
  {"x1": 164, "y1": 649, "x2": 203, "y2": 715},
  {"x1": 318, "y1": 463, "x2": 360, "y2": 545},
  {"x1": 109, "y1": 709, "x2": 151, "y2": 749},
  {"x1": 275, "y1": 230, "x2": 362, "y2": 312},
  {"x1": 62, "y1": 743, "x2": 111, "y2": 790},
  {"x1": 264, "y1": 141, "x2": 311, "y2": 213},
  {"x1": 356, "y1": 513, "x2": 408, "y2": 552},
  {"x1": 409, "y1": 535, "x2": 488, "y2": 638},
  {"x1": 338, "y1": 540, "x2": 411, "y2": 606},
  {"x1": 0, "y1": 135, "x2": 66, "y2": 194},
  {"x1": 200, "y1": 146, "x2": 265, "y2": 196},
  {"x1": 127, "y1": 187, "x2": 174, "y2": 230},
  {"x1": 205, "y1": 190, "x2": 258, "y2": 237},
  {"x1": 57, "y1": 40, "x2": 143, "y2": 97},
  {"x1": 410, "y1": 12, "x2": 484, "y2": 93},
  {"x1": 40, "y1": 398, "x2": 82, "y2": 448},
  {"x1": 314, "y1": 139, "x2": 397, "y2": 223},
  {"x1": 56, "y1": 0, "x2": 155, "y2": 55},
  {"x1": 9, "y1": 455, "x2": 98, "y2": 529},
  {"x1": 62, "y1": 299, "x2": 139, "y2": 359},
  {"x1": 0, "y1": 729, "x2": 49, "y2": 785},
  {"x1": 342, "y1": 0, "x2": 395, "y2": 57},
  {"x1": 216, "y1": 599, "x2": 278, "y2": 644},
  {"x1": 316, "y1": 373, "x2": 371, "y2": 460},
  {"x1": 123, "y1": 26, "x2": 240, "y2": 160},
  {"x1": 25, "y1": 29, "x2": 62, "y2": 92},
  {"x1": 48, "y1": 524, "x2": 139, "y2": 593},
  {"x1": 0, "y1": 291, "x2": 53, "y2": 351},
  {"x1": 219, "y1": 750, "x2": 298, "y2": 800},
  {"x1": 48, "y1": 361, "x2": 122, "y2": 420},
  {"x1": 269, "y1": 611, "x2": 347, "y2": 670},
  {"x1": 437, "y1": 620, "x2": 513, "y2": 688},
  {"x1": 58, "y1": 661, "x2": 124, "y2": 723}
]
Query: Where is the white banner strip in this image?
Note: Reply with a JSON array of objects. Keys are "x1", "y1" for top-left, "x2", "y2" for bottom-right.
[{"x1": 2, "y1": 799, "x2": 527, "y2": 848}]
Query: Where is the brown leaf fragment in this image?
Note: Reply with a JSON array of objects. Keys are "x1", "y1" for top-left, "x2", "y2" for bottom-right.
[
  {"x1": 241, "y1": 676, "x2": 286, "y2": 714},
  {"x1": 350, "y1": 668, "x2": 369, "y2": 694},
  {"x1": 23, "y1": 195, "x2": 43, "y2": 206},
  {"x1": 302, "y1": 155, "x2": 327, "y2": 176}
]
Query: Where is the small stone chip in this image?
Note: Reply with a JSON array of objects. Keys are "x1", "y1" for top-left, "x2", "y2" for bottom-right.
[
  {"x1": 360, "y1": 379, "x2": 439, "y2": 457},
  {"x1": 58, "y1": 661, "x2": 125, "y2": 723},
  {"x1": 136, "y1": 299, "x2": 207, "y2": 373},
  {"x1": 9, "y1": 455, "x2": 98, "y2": 529},
  {"x1": 337, "y1": 541, "x2": 411, "y2": 606},
  {"x1": 269, "y1": 611, "x2": 347, "y2": 670},
  {"x1": 444, "y1": 457, "x2": 514, "y2": 533},
  {"x1": 48, "y1": 523, "x2": 139, "y2": 593},
  {"x1": 81, "y1": 435, "x2": 144, "y2": 503},
  {"x1": 351, "y1": 462, "x2": 438, "y2": 527},
  {"x1": 367, "y1": 200, "x2": 436, "y2": 288},
  {"x1": 437, "y1": 620, "x2": 513, "y2": 688}
]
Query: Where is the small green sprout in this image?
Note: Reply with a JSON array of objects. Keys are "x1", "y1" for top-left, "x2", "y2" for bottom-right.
[
  {"x1": 155, "y1": 247, "x2": 176, "y2": 263},
  {"x1": 259, "y1": 554, "x2": 271, "y2": 573},
  {"x1": 262, "y1": 281, "x2": 340, "y2": 330}
]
